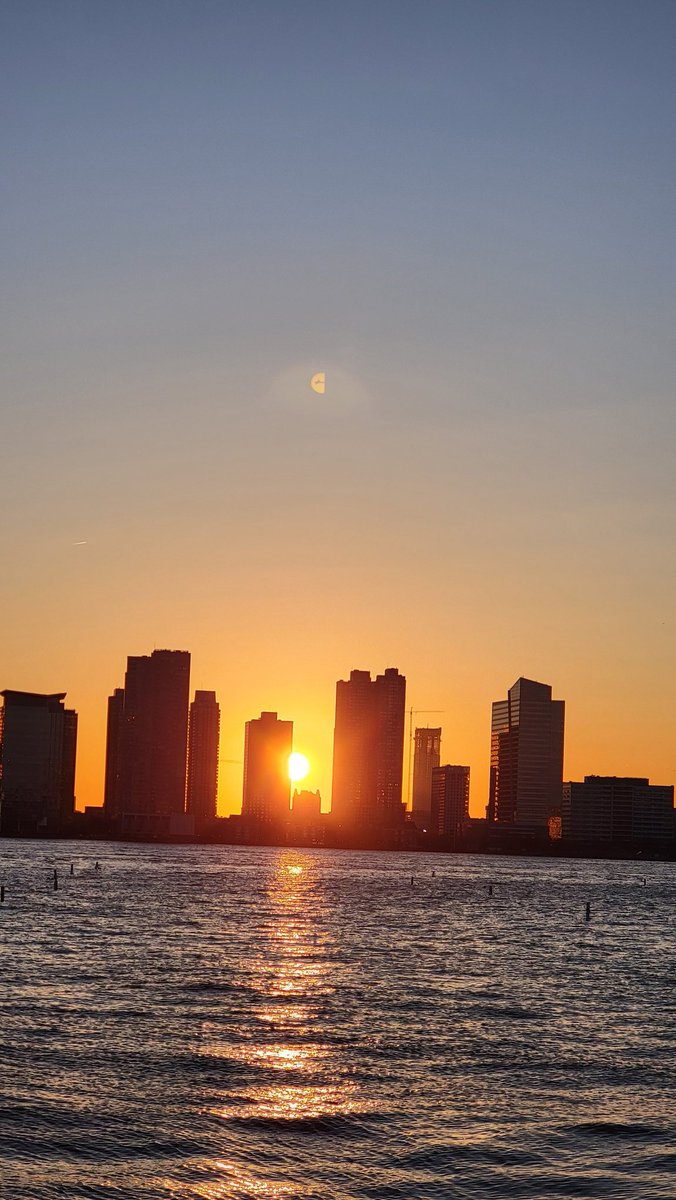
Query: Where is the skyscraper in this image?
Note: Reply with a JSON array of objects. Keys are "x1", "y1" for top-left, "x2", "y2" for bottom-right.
[
  {"x1": 104, "y1": 650, "x2": 191, "y2": 830},
  {"x1": 431, "y1": 764, "x2": 470, "y2": 846},
  {"x1": 187, "y1": 690, "x2": 220, "y2": 825},
  {"x1": 242, "y1": 711, "x2": 293, "y2": 824},
  {"x1": 488, "y1": 677, "x2": 564, "y2": 830},
  {"x1": 103, "y1": 687, "x2": 125, "y2": 820},
  {"x1": 331, "y1": 667, "x2": 406, "y2": 829},
  {"x1": 0, "y1": 690, "x2": 77, "y2": 836},
  {"x1": 412, "y1": 726, "x2": 441, "y2": 828}
]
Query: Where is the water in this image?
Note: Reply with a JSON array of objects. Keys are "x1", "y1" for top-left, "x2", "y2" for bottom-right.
[{"x1": 0, "y1": 842, "x2": 674, "y2": 1200}]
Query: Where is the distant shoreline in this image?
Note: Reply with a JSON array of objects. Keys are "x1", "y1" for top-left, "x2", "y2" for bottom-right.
[{"x1": 1, "y1": 830, "x2": 673, "y2": 864}]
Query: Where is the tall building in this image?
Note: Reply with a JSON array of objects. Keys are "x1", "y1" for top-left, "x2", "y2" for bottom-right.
[
  {"x1": 488, "y1": 677, "x2": 564, "y2": 830},
  {"x1": 331, "y1": 667, "x2": 406, "y2": 829},
  {"x1": 412, "y1": 726, "x2": 441, "y2": 828},
  {"x1": 431, "y1": 764, "x2": 470, "y2": 845},
  {"x1": 187, "y1": 690, "x2": 220, "y2": 825},
  {"x1": 0, "y1": 690, "x2": 77, "y2": 836},
  {"x1": 242, "y1": 711, "x2": 293, "y2": 823},
  {"x1": 103, "y1": 687, "x2": 125, "y2": 820},
  {"x1": 562, "y1": 776, "x2": 674, "y2": 845},
  {"x1": 104, "y1": 650, "x2": 191, "y2": 829}
]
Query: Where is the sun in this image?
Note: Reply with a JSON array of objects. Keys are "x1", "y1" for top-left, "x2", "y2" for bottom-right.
[{"x1": 288, "y1": 752, "x2": 310, "y2": 783}]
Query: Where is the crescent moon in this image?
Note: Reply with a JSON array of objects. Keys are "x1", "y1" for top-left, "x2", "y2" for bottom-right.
[{"x1": 310, "y1": 372, "x2": 326, "y2": 395}]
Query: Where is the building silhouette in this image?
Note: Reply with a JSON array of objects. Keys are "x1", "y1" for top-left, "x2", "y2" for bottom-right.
[
  {"x1": 488, "y1": 677, "x2": 564, "y2": 830},
  {"x1": 412, "y1": 726, "x2": 441, "y2": 829},
  {"x1": 562, "y1": 775, "x2": 674, "y2": 845},
  {"x1": 104, "y1": 650, "x2": 191, "y2": 833},
  {"x1": 242, "y1": 711, "x2": 293, "y2": 823},
  {"x1": 186, "y1": 690, "x2": 220, "y2": 826},
  {"x1": 103, "y1": 687, "x2": 125, "y2": 821},
  {"x1": 0, "y1": 690, "x2": 77, "y2": 836},
  {"x1": 431, "y1": 764, "x2": 470, "y2": 846},
  {"x1": 331, "y1": 667, "x2": 406, "y2": 830},
  {"x1": 292, "y1": 788, "x2": 322, "y2": 821}
]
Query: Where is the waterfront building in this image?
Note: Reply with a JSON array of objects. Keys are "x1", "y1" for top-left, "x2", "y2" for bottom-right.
[
  {"x1": 186, "y1": 690, "x2": 220, "y2": 825},
  {"x1": 292, "y1": 789, "x2": 322, "y2": 821},
  {"x1": 104, "y1": 650, "x2": 191, "y2": 831},
  {"x1": 431, "y1": 764, "x2": 470, "y2": 846},
  {"x1": 412, "y1": 726, "x2": 441, "y2": 829},
  {"x1": 331, "y1": 667, "x2": 406, "y2": 829},
  {"x1": 0, "y1": 690, "x2": 77, "y2": 836},
  {"x1": 562, "y1": 775, "x2": 674, "y2": 845},
  {"x1": 242, "y1": 711, "x2": 293, "y2": 823},
  {"x1": 103, "y1": 687, "x2": 125, "y2": 820},
  {"x1": 488, "y1": 677, "x2": 564, "y2": 830}
]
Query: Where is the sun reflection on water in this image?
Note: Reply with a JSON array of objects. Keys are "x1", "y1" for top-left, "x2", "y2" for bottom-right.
[
  {"x1": 204, "y1": 851, "x2": 368, "y2": 1162},
  {"x1": 191, "y1": 1160, "x2": 296, "y2": 1199}
]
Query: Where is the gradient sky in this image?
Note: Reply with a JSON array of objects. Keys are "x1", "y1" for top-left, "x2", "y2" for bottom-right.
[{"x1": 3, "y1": 1, "x2": 676, "y2": 817}]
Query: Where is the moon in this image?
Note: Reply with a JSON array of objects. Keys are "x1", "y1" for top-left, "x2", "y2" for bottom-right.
[{"x1": 310, "y1": 372, "x2": 325, "y2": 395}]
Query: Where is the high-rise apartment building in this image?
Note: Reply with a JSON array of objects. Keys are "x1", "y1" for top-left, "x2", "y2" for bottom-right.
[
  {"x1": 431, "y1": 764, "x2": 470, "y2": 845},
  {"x1": 104, "y1": 650, "x2": 191, "y2": 828},
  {"x1": 103, "y1": 687, "x2": 125, "y2": 820},
  {"x1": 412, "y1": 726, "x2": 441, "y2": 828},
  {"x1": 562, "y1": 776, "x2": 674, "y2": 845},
  {"x1": 186, "y1": 690, "x2": 220, "y2": 825},
  {"x1": 242, "y1": 711, "x2": 293, "y2": 823},
  {"x1": 0, "y1": 690, "x2": 77, "y2": 836},
  {"x1": 488, "y1": 677, "x2": 564, "y2": 830},
  {"x1": 331, "y1": 667, "x2": 406, "y2": 829}
]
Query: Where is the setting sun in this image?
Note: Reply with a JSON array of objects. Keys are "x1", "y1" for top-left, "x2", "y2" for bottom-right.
[{"x1": 288, "y1": 752, "x2": 310, "y2": 783}]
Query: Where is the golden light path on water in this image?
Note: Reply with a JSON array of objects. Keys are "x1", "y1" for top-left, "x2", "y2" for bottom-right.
[
  {"x1": 3, "y1": 844, "x2": 673, "y2": 1199},
  {"x1": 190, "y1": 852, "x2": 369, "y2": 1198}
]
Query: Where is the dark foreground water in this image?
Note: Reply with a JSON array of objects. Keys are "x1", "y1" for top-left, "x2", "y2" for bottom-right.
[{"x1": 0, "y1": 843, "x2": 674, "y2": 1199}]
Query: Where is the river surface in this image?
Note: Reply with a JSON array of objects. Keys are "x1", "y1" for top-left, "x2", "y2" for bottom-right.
[{"x1": 0, "y1": 842, "x2": 673, "y2": 1199}]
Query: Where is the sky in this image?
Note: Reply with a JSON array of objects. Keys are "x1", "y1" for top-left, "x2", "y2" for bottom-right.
[{"x1": 2, "y1": 0, "x2": 676, "y2": 817}]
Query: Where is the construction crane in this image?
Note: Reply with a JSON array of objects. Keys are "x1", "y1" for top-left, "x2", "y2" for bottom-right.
[{"x1": 406, "y1": 708, "x2": 444, "y2": 809}]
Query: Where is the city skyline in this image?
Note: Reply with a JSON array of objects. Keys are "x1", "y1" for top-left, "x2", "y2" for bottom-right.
[
  {"x1": 3, "y1": 2, "x2": 676, "y2": 821},
  {"x1": 3, "y1": 651, "x2": 675, "y2": 827}
]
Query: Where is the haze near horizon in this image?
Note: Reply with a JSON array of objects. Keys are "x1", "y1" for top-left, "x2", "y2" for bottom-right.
[{"x1": 3, "y1": 1, "x2": 676, "y2": 816}]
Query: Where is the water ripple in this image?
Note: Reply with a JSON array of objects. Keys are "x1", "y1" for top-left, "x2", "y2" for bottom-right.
[{"x1": 0, "y1": 842, "x2": 673, "y2": 1199}]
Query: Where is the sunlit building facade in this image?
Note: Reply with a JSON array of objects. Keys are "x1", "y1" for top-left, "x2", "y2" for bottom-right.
[
  {"x1": 331, "y1": 667, "x2": 406, "y2": 829},
  {"x1": 242, "y1": 711, "x2": 293, "y2": 824},
  {"x1": 488, "y1": 677, "x2": 564, "y2": 830},
  {"x1": 0, "y1": 690, "x2": 77, "y2": 836},
  {"x1": 187, "y1": 690, "x2": 220, "y2": 825},
  {"x1": 431, "y1": 764, "x2": 470, "y2": 846},
  {"x1": 412, "y1": 726, "x2": 441, "y2": 829}
]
